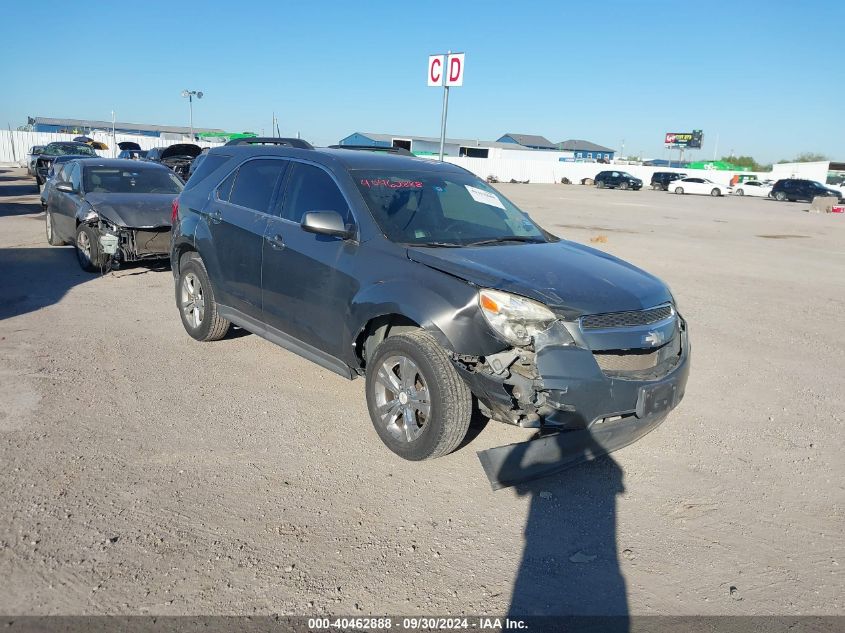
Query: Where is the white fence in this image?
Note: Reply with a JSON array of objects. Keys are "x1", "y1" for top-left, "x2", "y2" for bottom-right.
[
  {"x1": 444, "y1": 156, "x2": 775, "y2": 187},
  {"x1": 0, "y1": 129, "x2": 220, "y2": 165}
]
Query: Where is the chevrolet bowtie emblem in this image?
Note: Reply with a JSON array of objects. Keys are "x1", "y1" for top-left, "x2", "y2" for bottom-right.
[{"x1": 644, "y1": 330, "x2": 665, "y2": 346}]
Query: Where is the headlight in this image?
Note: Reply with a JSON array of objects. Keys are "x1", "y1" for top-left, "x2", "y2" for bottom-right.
[{"x1": 478, "y1": 289, "x2": 557, "y2": 346}]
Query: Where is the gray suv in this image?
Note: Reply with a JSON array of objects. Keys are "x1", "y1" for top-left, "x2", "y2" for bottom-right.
[{"x1": 170, "y1": 139, "x2": 689, "y2": 482}]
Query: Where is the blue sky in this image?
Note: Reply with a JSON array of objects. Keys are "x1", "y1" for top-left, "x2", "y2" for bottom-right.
[{"x1": 2, "y1": 1, "x2": 842, "y2": 163}]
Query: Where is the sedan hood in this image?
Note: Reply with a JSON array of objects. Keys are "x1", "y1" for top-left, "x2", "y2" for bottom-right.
[
  {"x1": 85, "y1": 193, "x2": 174, "y2": 228},
  {"x1": 407, "y1": 240, "x2": 672, "y2": 317}
]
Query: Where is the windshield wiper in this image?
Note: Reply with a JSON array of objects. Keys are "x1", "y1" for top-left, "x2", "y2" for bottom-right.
[
  {"x1": 465, "y1": 236, "x2": 546, "y2": 246},
  {"x1": 409, "y1": 241, "x2": 464, "y2": 248}
]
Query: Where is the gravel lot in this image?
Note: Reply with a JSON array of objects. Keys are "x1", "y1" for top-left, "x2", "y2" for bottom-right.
[{"x1": 0, "y1": 166, "x2": 842, "y2": 617}]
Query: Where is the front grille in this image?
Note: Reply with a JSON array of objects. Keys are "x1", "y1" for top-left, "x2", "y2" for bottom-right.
[{"x1": 581, "y1": 305, "x2": 673, "y2": 330}]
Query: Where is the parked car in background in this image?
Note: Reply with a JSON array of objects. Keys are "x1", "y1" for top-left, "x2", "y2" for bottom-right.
[
  {"x1": 594, "y1": 170, "x2": 643, "y2": 190},
  {"x1": 117, "y1": 149, "x2": 148, "y2": 160},
  {"x1": 671, "y1": 177, "x2": 732, "y2": 197},
  {"x1": 34, "y1": 141, "x2": 99, "y2": 186},
  {"x1": 145, "y1": 144, "x2": 202, "y2": 181},
  {"x1": 733, "y1": 180, "x2": 772, "y2": 197},
  {"x1": 770, "y1": 179, "x2": 844, "y2": 202},
  {"x1": 650, "y1": 171, "x2": 686, "y2": 191},
  {"x1": 39, "y1": 155, "x2": 85, "y2": 207},
  {"x1": 186, "y1": 149, "x2": 210, "y2": 181},
  {"x1": 44, "y1": 159, "x2": 183, "y2": 271},
  {"x1": 26, "y1": 145, "x2": 45, "y2": 175},
  {"x1": 170, "y1": 141, "x2": 689, "y2": 477}
]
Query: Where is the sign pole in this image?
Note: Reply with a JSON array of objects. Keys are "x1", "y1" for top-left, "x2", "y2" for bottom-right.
[
  {"x1": 439, "y1": 85, "x2": 449, "y2": 162},
  {"x1": 438, "y1": 50, "x2": 451, "y2": 162}
]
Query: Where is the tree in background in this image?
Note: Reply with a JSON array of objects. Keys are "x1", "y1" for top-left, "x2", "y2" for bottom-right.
[
  {"x1": 777, "y1": 152, "x2": 829, "y2": 164},
  {"x1": 721, "y1": 155, "x2": 765, "y2": 171}
]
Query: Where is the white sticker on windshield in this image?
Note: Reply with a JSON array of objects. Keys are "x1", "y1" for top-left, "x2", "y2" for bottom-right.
[{"x1": 465, "y1": 185, "x2": 505, "y2": 209}]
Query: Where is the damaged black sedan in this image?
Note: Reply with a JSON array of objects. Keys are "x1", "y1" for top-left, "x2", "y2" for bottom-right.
[{"x1": 44, "y1": 158, "x2": 183, "y2": 272}]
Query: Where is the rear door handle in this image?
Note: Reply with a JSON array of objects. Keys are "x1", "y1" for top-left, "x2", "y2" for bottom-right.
[
  {"x1": 208, "y1": 209, "x2": 223, "y2": 224},
  {"x1": 266, "y1": 233, "x2": 285, "y2": 250}
]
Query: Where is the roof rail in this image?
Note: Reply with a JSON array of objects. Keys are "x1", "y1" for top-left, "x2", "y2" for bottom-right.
[
  {"x1": 225, "y1": 137, "x2": 314, "y2": 149},
  {"x1": 328, "y1": 144, "x2": 414, "y2": 156}
]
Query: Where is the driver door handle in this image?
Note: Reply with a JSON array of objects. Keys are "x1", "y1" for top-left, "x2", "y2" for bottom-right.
[
  {"x1": 266, "y1": 233, "x2": 285, "y2": 250},
  {"x1": 208, "y1": 209, "x2": 223, "y2": 224}
]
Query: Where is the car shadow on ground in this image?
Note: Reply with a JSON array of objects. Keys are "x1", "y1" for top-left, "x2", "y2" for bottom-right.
[
  {"x1": 500, "y1": 438, "x2": 629, "y2": 629},
  {"x1": 0, "y1": 246, "x2": 96, "y2": 321}
]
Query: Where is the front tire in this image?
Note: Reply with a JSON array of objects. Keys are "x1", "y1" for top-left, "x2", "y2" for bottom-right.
[
  {"x1": 736, "y1": 189, "x2": 744, "y2": 196},
  {"x1": 619, "y1": 181, "x2": 629, "y2": 190},
  {"x1": 365, "y1": 330, "x2": 471, "y2": 461},
  {"x1": 176, "y1": 255, "x2": 230, "y2": 341},
  {"x1": 674, "y1": 187, "x2": 684, "y2": 195},
  {"x1": 711, "y1": 188, "x2": 721, "y2": 196},
  {"x1": 75, "y1": 224, "x2": 104, "y2": 272}
]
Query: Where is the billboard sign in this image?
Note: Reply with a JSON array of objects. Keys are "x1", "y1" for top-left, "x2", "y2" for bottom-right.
[{"x1": 665, "y1": 130, "x2": 703, "y2": 149}]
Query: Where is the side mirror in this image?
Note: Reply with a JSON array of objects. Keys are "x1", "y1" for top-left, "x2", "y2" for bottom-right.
[
  {"x1": 301, "y1": 210, "x2": 352, "y2": 239},
  {"x1": 55, "y1": 182, "x2": 75, "y2": 193}
]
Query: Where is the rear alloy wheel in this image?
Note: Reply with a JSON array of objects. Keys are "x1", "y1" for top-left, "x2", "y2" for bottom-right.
[
  {"x1": 596, "y1": 180, "x2": 605, "y2": 188},
  {"x1": 45, "y1": 210, "x2": 64, "y2": 246},
  {"x1": 674, "y1": 187, "x2": 684, "y2": 195},
  {"x1": 711, "y1": 188, "x2": 721, "y2": 196},
  {"x1": 366, "y1": 330, "x2": 471, "y2": 461},
  {"x1": 619, "y1": 181, "x2": 629, "y2": 190},
  {"x1": 177, "y1": 255, "x2": 230, "y2": 342},
  {"x1": 736, "y1": 189, "x2": 744, "y2": 196},
  {"x1": 75, "y1": 224, "x2": 104, "y2": 272},
  {"x1": 775, "y1": 191, "x2": 787, "y2": 201}
]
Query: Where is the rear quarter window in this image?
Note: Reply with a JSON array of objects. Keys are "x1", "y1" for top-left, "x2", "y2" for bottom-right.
[{"x1": 184, "y1": 153, "x2": 230, "y2": 190}]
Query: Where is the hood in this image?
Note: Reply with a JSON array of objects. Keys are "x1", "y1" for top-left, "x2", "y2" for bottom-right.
[
  {"x1": 160, "y1": 144, "x2": 201, "y2": 160},
  {"x1": 407, "y1": 240, "x2": 671, "y2": 317},
  {"x1": 118, "y1": 141, "x2": 142, "y2": 151},
  {"x1": 84, "y1": 193, "x2": 174, "y2": 228}
]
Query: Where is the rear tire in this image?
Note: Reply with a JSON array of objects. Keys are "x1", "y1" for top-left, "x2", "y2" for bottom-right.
[
  {"x1": 176, "y1": 255, "x2": 230, "y2": 342},
  {"x1": 596, "y1": 180, "x2": 605, "y2": 189},
  {"x1": 674, "y1": 187, "x2": 684, "y2": 195},
  {"x1": 365, "y1": 330, "x2": 471, "y2": 461},
  {"x1": 775, "y1": 191, "x2": 786, "y2": 201},
  {"x1": 45, "y1": 210, "x2": 64, "y2": 246}
]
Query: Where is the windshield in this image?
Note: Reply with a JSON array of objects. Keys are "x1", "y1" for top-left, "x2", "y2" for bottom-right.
[
  {"x1": 352, "y1": 170, "x2": 549, "y2": 246},
  {"x1": 83, "y1": 166, "x2": 184, "y2": 194},
  {"x1": 45, "y1": 143, "x2": 98, "y2": 157}
]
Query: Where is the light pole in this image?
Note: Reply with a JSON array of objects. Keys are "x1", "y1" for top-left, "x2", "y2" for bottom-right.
[{"x1": 181, "y1": 90, "x2": 203, "y2": 140}]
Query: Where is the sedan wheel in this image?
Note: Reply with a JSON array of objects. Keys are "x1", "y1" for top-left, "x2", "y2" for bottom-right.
[
  {"x1": 711, "y1": 188, "x2": 721, "y2": 196},
  {"x1": 75, "y1": 224, "x2": 103, "y2": 272},
  {"x1": 736, "y1": 189, "x2": 744, "y2": 196},
  {"x1": 775, "y1": 192, "x2": 786, "y2": 201},
  {"x1": 674, "y1": 187, "x2": 684, "y2": 195},
  {"x1": 619, "y1": 181, "x2": 629, "y2": 190},
  {"x1": 596, "y1": 181, "x2": 605, "y2": 189}
]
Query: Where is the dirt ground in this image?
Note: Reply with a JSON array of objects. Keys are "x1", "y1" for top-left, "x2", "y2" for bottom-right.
[{"x1": 0, "y1": 166, "x2": 842, "y2": 617}]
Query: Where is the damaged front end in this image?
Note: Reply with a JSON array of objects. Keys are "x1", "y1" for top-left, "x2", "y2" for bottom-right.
[
  {"x1": 81, "y1": 210, "x2": 171, "y2": 267},
  {"x1": 458, "y1": 295, "x2": 690, "y2": 489}
]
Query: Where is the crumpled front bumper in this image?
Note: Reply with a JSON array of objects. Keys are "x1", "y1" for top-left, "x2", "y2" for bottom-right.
[{"x1": 478, "y1": 323, "x2": 690, "y2": 489}]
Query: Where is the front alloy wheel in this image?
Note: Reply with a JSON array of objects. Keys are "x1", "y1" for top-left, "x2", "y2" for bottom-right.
[{"x1": 365, "y1": 331, "x2": 471, "y2": 460}]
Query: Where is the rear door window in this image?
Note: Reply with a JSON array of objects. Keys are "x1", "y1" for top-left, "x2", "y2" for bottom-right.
[{"x1": 228, "y1": 159, "x2": 288, "y2": 212}]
